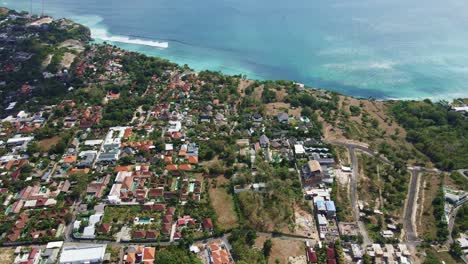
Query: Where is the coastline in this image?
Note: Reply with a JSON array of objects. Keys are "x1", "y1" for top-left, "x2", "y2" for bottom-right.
[{"x1": 2, "y1": 3, "x2": 467, "y2": 101}]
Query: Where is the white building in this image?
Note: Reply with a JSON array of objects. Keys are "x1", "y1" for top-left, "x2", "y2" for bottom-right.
[{"x1": 59, "y1": 244, "x2": 107, "y2": 264}]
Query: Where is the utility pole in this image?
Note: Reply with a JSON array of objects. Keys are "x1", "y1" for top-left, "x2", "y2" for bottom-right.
[{"x1": 30, "y1": 0, "x2": 33, "y2": 21}]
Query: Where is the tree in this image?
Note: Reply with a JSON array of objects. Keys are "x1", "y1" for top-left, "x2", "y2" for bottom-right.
[
  {"x1": 263, "y1": 239, "x2": 272, "y2": 257},
  {"x1": 363, "y1": 254, "x2": 372, "y2": 264},
  {"x1": 450, "y1": 242, "x2": 462, "y2": 258}
]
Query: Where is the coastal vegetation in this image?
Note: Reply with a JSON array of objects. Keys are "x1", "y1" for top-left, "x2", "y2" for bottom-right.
[{"x1": 390, "y1": 100, "x2": 468, "y2": 170}]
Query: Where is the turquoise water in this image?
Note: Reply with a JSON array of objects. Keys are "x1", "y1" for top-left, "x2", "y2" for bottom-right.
[{"x1": 4, "y1": 0, "x2": 468, "y2": 99}]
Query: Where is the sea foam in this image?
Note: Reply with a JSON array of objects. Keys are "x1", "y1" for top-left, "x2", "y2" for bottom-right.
[{"x1": 78, "y1": 15, "x2": 169, "y2": 49}]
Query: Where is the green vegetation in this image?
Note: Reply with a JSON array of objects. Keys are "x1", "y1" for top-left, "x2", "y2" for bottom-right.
[
  {"x1": 452, "y1": 203, "x2": 468, "y2": 239},
  {"x1": 391, "y1": 100, "x2": 468, "y2": 169},
  {"x1": 360, "y1": 155, "x2": 409, "y2": 214},
  {"x1": 431, "y1": 183, "x2": 448, "y2": 243},
  {"x1": 228, "y1": 229, "x2": 266, "y2": 264},
  {"x1": 449, "y1": 172, "x2": 468, "y2": 191},
  {"x1": 154, "y1": 246, "x2": 203, "y2": 264},
  {"x1": 424, "y1": 250, "x2": 443, "y2": 264},
  {"x1": 234, "y1": 160, "x2": 301, "y2": 231}
]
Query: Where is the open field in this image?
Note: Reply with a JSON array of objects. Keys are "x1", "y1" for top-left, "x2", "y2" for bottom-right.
[
  {"x1": 255, "y1": 235, "x2": 306, "y2": 264},
  {"x1": 265, "y1": 102, "x2": 302, "y2": 117},
  {"x1": 0, "y1": 247, "x2": 15, "y2": 264},
  {"x1": 38, "y1": 136, "x2": 62, "y2": 152},
  {"x1": 209, "y1": 177, "x2": 238, "y2": 230}
]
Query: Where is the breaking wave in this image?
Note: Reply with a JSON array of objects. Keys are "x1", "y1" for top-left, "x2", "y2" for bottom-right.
[
  {"x1": 75, "y1": 15, "x2": 169, "y2": 49},
  {"x1": 92, "y1": 27, "x2": 169, "y2": 49}
]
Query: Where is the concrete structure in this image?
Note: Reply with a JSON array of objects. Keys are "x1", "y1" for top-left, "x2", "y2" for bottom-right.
[{"x1": 59, "y1": 244, "x2": 107, "y2": 264}]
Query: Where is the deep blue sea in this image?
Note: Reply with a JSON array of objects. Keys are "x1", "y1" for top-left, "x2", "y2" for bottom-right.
[{"x1": 4, "y1": 0, "x2": 468, "y2": 99}]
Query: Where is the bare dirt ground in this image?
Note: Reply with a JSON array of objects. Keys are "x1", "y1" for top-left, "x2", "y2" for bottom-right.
[
  {"x1": 293, "y1": 204, "x2": 319, "y2": 240},
  {"x1": 237, "y1": 79, "x2": 255, "y2": 97},
  {"x1": 0, "y1": 7, "x2": 9, "y2": 15},
  {"x1": 29, "y1": 17, "x2": 53, "y2": 26},
  {"x1": 255, "y1": 235, "x2": 306, "y2": 264},
  {"x1": 253, "y1": 85, "x2": 264, "y2": 101},
  {"x1": 42, "y1": 54, "x2": 53, "y2": 68},
  {"x1": 60, "y1": 39, "x2": 85, "y2": 53},
  {"x1": 0, "y1": 248, "x2": 14, "y2": 264},
  {"x1": 61, "y1": 52, "x2": 77, "y2": 69},
  {"x1": 38, "y1": 136, "x2": 61, "y2": 152},
  {"x1": 274, "y1": 88, "x2": 289, "y2": 101}
]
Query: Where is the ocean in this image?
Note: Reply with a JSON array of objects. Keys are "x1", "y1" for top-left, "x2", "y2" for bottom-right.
[{"x1": 4, "y1": 0, "x2": 468, "y2": 99}]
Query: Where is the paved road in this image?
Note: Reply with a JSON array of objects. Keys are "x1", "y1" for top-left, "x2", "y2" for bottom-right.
[
  {"x1": 348, "y1": 146, "x2": 372, "y2": 247},
  {"x1": 326, "y1": 140, "x2": 392, "y2": 166},
  {"x1": 403, "y1": 167, "x2": 420, "y2": 243},
  {"x1": 458, "y1": 169, "x2": 468, "y2": 180}
]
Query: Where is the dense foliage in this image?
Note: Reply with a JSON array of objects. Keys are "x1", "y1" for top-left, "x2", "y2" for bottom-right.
[
  {"x1": 431, "y1": 185, "x2": 448, "y2": 243},
  {"x1": 228, "y1": 229, "x2": 266, "y2": 264},
  {"x1": 391, "y1": 100, "x2": 468, "y2": 170}
]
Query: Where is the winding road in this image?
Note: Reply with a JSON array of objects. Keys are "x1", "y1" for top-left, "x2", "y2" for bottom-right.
[
  {"x1": 327, "y1": 140, "x2": 442, "y2": 247},
  {"x1": 348, "y1": 145, "x2": 372, "y2": 247}
]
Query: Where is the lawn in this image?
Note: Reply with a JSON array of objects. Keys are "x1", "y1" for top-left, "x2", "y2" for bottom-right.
[{"x1": 209, "y1": 178, "x2": 238, "y2": 230}]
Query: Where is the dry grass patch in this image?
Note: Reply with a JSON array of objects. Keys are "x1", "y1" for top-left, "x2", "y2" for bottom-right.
[
  {"x1": 253, "y1": 85, "x2": 264, "y2": 101},
  {"x1": 255, "y1": 235, "x2": 306, "y2": 264},
  {"x1": 38, "y1": 136, "x2": 61, "y2": 152},
  {"x1": 0, "y1": 247, "x2": 15, "y2": 264},
  {"x1": 60, "y1": 52, "x2": 77, "y2": 69},
  {"x1": 274, "y1": 88, "x2": 289, "y2": 101},
  {"x1": 237, "y1": 79, "x2": 255, "y2": 97},
  {"x1": 265, "y1": 102, "x2": 302, "y2": 117},
  {"x1": 209, "y1": 177, "x2": 238, "y2": 230}
]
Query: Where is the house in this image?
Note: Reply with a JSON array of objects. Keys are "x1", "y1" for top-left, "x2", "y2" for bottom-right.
[
  {"x1": 302, "y1": 160, "x2": 323, "y2": 185},
  {"x1": 277, "y1": 112, "x2": 289, "y2": 124},
  {"x1": 97, "y1": 224, "x2": 111, "y2": 235},
  {"x1": 142, "y1": 247, "x2": 156, "y2": 263},
  {"x1": 381, "y1": 230, "x2": 394, "y2": 238},
  {"x1": 252, "y1": 113, "x2": 263, "y2": 123},
  {"x1": 259, "y1": 134, "x2": 269, "y2": 148},
  {"x1": 207, "y1": 242, "x2": 234, "y2": 264},
  {"x1": 202, "y1": 218, "x2": 214, "y2": 231},
  {"x1": 106, "y1": 90, "x2": 120, "y2": 100},
  {"x1": 324, "y1": 201, "x2": 336, "y2": 218},
  {"x1": 294, "y1": 144, "x2": 306, "y2": 157},
  {"x1": 306, "y1": 247, "x2": 318, "y2": 263},
  {"x1": 132, "y1": 230, "x2": 146, "y2": 240}
]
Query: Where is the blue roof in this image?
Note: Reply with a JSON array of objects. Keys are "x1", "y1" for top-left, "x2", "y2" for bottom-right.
[
  {"x1": 325, "y1": 201, "x2": 336, "y2": 211},
  {"x1": 316, "y1": 200, "x2": 326, "y2": 210}
]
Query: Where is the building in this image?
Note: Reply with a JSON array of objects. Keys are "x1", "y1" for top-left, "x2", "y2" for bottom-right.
[
  {"x1": 259, "y1": 134, "x2": 269, "y2": 148},
  {"x1": 302, "y1": 160, "x2": 323, "y2": 185},
  {"x1": 277, "y1": 112, "x2": 289, "y2": 124},
  {"x1": 59, "y1": 244, "x2": 107, "y2": 264},
  {"x1": 207, "y1": 242, "x2": 234, "y2": 264}
]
